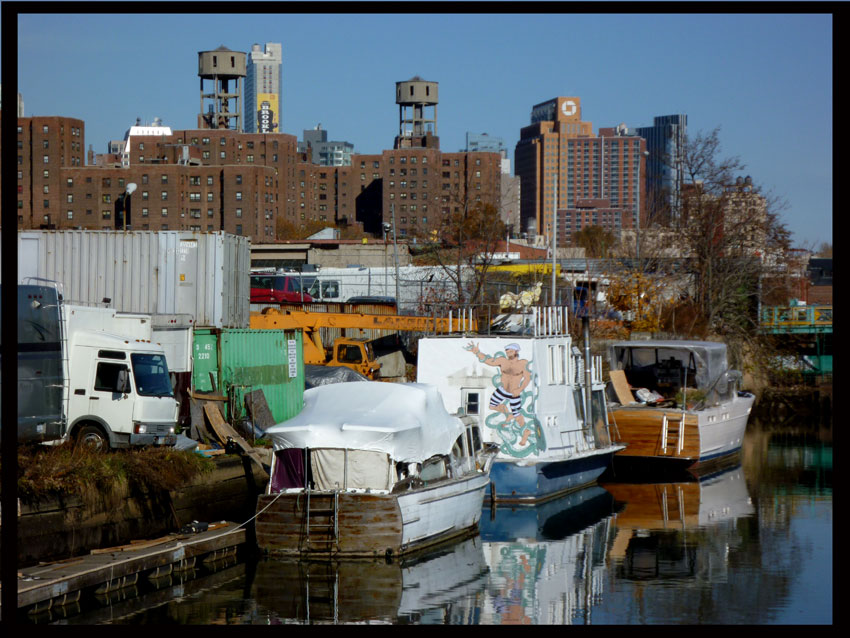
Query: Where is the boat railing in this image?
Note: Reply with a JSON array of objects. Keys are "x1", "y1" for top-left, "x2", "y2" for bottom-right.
[{"x1": 531, "y1": 306, "x2": 569, "y2": 337}]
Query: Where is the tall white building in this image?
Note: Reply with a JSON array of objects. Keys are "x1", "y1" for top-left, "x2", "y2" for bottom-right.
[{"x1": 244, "y1": 42, "x2": 283, "y2": 134}]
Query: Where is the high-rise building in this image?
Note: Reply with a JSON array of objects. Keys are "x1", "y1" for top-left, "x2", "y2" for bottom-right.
[
  {"x1": 245, "y1": 43, "x2": 283, "y2": 134},
  {"x1": 635, "y1": 114, "x2": 687, "y2": 225},
  {"x1": 514, "y1": 97, "x2": 647, "y2": 245}
]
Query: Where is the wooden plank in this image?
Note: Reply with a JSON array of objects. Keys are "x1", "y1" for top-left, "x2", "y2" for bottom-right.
[
  {"x1": 189, "y1": 397, "x2": 213, "y2": 443},
  {"x1": 609, "y1": 370, "x2": 636, "y2": 405},
  {"x1": 245, "y1": 389, "x2": 276, "y2": 431},
  {"x1": 203, "y1": 402, "x2": 267, "y2": 472}
]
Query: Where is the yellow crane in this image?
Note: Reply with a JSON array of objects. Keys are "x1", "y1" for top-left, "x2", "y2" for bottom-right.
[{"x1": 250, "y1": 309, "x2": 477, "y2": 380}]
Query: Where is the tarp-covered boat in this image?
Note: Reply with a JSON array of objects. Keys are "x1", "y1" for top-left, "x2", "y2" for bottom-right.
[{"x1": 255, "y1": 382, "x2": 498, "y2": 558}]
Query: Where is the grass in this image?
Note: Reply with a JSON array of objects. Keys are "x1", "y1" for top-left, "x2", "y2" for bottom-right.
[{"x1": 9, "y1": 443, "x2": 215, "y2": 502}]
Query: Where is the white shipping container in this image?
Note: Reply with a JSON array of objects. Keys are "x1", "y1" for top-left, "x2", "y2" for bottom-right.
[{"x1": 11, "y1": 230, "x2": 249, "y2": 328}]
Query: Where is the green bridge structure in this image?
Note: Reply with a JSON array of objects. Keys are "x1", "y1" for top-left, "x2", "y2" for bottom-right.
[{"x1": 760, "y1": 304, "x2": 832, "y2": 378}]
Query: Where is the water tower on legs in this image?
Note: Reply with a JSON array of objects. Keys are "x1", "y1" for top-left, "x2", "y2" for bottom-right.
[
  {"x1": 395, "y1": 77, "x2": 439, "y2": 149},
  {"x1": 198, "y1": 46, "x2": 246, "y2": 131}
]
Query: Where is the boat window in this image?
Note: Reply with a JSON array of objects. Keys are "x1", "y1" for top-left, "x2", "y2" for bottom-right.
[
  {"x1": 548, "y1": 345, "x2": 565, "y2": 384},
  {"x1": 420, "y1": 456, "x2": 447, "y2": 481},
  {"x1": 464, "y1": 390, "x2": 480, "y2": 415},
  {"x1": 466, "y1": 424, "x2": 482, "y2": 453}
]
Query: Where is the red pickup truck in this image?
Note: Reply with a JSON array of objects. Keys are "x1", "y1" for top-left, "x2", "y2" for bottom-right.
[{"x1": 250, "y1": 273, "x2": 314, "y2": 303}]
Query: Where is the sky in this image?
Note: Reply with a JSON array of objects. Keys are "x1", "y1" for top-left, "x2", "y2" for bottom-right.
[{"x1": 13, "y1": 8, "x2": 833, "y2": 249}]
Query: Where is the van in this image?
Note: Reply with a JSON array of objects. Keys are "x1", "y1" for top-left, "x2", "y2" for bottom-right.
[{"x1": 250, "y1": 272, "x2": 314, "y2": 303}]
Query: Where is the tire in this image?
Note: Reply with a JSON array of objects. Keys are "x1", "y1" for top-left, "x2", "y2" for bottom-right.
[{"x1": 75, "y1": 424, "x2": 109, "y2": 451}]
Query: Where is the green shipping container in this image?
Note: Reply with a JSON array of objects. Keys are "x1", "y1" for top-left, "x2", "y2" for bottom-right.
[{"x1": 193, "y1": 328, "x2": 305, "y2": 427}]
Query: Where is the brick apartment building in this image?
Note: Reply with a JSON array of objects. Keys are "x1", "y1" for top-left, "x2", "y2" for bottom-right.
[{"x1": 8, "y1": 113, "x2": 502, "y2": 242}]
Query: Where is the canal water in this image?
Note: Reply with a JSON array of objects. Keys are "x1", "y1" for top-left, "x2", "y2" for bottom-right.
[{"x1": 36, "y1": 409, "x2": 832, "y2": 625}]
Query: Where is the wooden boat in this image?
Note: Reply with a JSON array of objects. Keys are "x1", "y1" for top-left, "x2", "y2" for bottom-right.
[
  {"x1": 606, "y1": 340, "x2": 755, "y2": 469},
  {"x1": 254, "y1": 382, "x2": 498, "y2": 558},
  {"x1": 417, "y1": 307, "x2": 625, "y2": 504}
]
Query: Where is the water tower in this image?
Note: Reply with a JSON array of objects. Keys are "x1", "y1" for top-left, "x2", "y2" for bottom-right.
[
  {"x1": 198, "y1": 46, "x2": 246, "y2": 131},
  {"x1": 395, "y1": 77, "x2": 439, "y2": 149}
]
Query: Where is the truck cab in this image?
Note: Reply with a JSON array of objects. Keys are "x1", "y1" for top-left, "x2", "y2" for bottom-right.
[
  {"x1": 63, "y1": 305, "x2": 179, "y2": 450},
  {"x1": 328, "y1": 338, "x2": 382, "y2": 379}
]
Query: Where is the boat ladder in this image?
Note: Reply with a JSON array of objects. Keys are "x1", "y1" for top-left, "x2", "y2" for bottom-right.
[
  {"x1": 305, "y1": 488, "x2": 340, "y2": 551},
  {"x1": 661, "y1": 413, "x2": 685, "y2": 455},
  {"x1": 303, "y1": 561, "x2": 340, "y2": 624}
]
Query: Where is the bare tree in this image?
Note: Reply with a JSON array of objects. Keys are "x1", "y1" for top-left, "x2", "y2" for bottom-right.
[{"x1": 675, "y1": 128, "x2": 792, "y2": 364}]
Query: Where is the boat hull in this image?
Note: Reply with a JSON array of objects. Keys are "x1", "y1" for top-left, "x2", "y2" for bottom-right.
[
  {"x1": 255, "y1": 472, "x2": 490, "y2": 558},
  {"x1": 609, "y1": 393, "x2": 755, "y2": 466},
  {"x1": 487, "y1": 447, "x2": 620, "y2": 505}
]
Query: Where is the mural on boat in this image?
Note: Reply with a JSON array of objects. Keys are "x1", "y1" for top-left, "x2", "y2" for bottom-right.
[{"x1": 465, "y1": 341, "x2": 545, "y2": 458}]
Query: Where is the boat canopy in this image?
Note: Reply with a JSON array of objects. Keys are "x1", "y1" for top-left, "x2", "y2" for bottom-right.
[
  {"x1": 607, "y1": 340, "x2": 730, "y2": 392},
  {"x1": 264, "y1": 381, "x2": 465, "y2": 463}
]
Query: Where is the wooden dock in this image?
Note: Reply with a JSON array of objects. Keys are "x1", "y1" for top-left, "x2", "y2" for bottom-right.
[{"x1": 11, "y1": 522, "x2": 246, "y2": 615}]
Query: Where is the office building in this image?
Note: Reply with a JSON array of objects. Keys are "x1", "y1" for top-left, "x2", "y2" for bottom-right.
[
  {"x1": 635, "y1": 114, "x2": 687, "y2": 225},
  {"x1": 245, "y1": 42, "x2": 283, "y2": 134}
]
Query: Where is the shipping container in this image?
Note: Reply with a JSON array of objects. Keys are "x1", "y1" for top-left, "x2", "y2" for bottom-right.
[
  {"x1": 10, "y1": 230, "x2": 250, "y2": 328},
  {"x1": 192, "y1": 328, "x2": 305, "y2": 429}
]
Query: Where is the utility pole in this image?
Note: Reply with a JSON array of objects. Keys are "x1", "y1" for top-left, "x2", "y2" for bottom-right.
[{"x1": 391, "y1": 204, "x2": 400, "y2": 308}]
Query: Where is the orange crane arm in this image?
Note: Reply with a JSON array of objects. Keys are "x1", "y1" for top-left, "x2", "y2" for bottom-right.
[{"x1": 249, "y1": 309, "x2": 477, "y2": 333}]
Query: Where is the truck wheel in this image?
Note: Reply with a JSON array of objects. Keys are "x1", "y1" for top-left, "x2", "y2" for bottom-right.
[{"x1": 76, "y1": 424, "x2": 108, "y2": 451}]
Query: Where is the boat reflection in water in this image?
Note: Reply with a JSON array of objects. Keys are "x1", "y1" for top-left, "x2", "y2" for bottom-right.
[
  {"x1": 249, "y1": 535, "x2": 490, "y2": 624},
  {"x1": 477, "y1": 486, "x2": 622, "y2": 624},
  {"x1": 601, "y1": 456, "x2": 755, "y2": 583}
]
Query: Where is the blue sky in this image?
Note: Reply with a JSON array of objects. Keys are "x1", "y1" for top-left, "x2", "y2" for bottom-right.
[{"x1": 14, "y1": 10, "x2": 832, "y2": 248}]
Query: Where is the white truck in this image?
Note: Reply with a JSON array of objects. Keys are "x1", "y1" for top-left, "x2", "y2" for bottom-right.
[{"x1": 62, "y1": 304, "x2": 179, "y2": 450}]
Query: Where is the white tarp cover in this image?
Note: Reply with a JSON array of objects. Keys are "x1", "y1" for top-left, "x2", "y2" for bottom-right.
[
  {"x1": 310, "y1": 449, "x2": 392, "y2": 491},
  {"x1": 265, "y1": 381, "x2": 464, "y2": 463}
]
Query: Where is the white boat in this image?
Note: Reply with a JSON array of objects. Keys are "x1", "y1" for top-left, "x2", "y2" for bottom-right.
[
  {"x1": 254, "y1": 381, "x2": 498, "y2": 558},
  {"x1": 606, "y1": 340, "x2": 756, "y2": 468},
  {"x1": 417, "y1": 307, "x2": 625, "y2": 504}
]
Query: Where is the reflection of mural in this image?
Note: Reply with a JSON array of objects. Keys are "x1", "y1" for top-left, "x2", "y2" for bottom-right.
[
  {"x1": 465, "y1": 342, "x2": 544, "y2": 457},
  {"x1": 490, "y1": 544, "x2": 546, "y2": 624}
]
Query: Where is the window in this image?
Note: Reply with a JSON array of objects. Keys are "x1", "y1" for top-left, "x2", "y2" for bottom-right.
[
  {"x1": 142, "y1": 191, "x2": 149, "y2": 200},
  {"x1": 207, "y1": 192, "x2": 214, "y2": 201},
  {"x1": 94, "y1": 362, "x2": 129, "y2": 393},
  {"x1": 67, "y1": 211, "x2": 73, "y2": 220},
  {"x1": 235, "y1": 208, "x2": 242, "y2": 217},
  {"x1": 67, "y1": 194, "x2": 73, "y2": 203},
  {"x1": 142, "y1": 208, "x2": 149, "y2": 217},
  {"x1": 235, "y1": 224, "x2": 242, "y2": 235},
  {"x1": 161, "y1": 207, "x2": 168, "y2": 216},
  {"x1": 43, "y1": 125, "x2": 49, "y2": 134},
  {"x1": 220, "y1": 137, "x2": 226, "y2": 146},
  {"x1": 101, "y1": 210, "x2": 111, "y2": 219},
  {"x1": 161, "y1": 191, "x2": 168, "y2": 200},
  {"x1": 190, "y1": 176, "x2": 200, "y2": 185},
  {"x1": 235, "y1": 192, "x2": 242, "y2": 201},
  {"x1": 43, "y1": 155, "x2": 50, "y2": 163},
  {"x1": 161, "y1": 175, "x2": 168, "y2": 184},
  {"x1": 220, "y1": 151, "x2": 226, "y2": 159},
  {"x1": 236, "y1": 175, "x2": 242, "y2": 185}
]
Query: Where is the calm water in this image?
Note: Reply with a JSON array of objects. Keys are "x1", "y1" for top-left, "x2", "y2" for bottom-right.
[{"x1": 39, "y1": 411, "x2": 832, "y2": 625}]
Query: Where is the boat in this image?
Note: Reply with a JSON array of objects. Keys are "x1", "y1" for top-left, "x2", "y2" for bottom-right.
[
  {"x1": 606, "y1": 340, "x2": 756, "y2": 469},
  {"x1": 417, "y1": 306, "x2": 625, "y2": 504},
  {"x1": 254, "y1": 381, "x2": 499, "y2": 558}
]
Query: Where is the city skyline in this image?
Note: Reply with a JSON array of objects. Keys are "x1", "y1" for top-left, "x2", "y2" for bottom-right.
[{"x1": 12, "y1": 10, "x2": 832, "y2": 247}]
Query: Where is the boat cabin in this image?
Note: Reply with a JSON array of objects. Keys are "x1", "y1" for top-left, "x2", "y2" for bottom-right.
[{"x1": 607, "y1": 340, "x2": 743, "y2": 408}]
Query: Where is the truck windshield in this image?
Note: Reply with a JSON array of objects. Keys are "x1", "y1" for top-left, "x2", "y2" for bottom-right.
[{"x1": 131, "y1": 353, "x2": 174, "y2": 397}]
